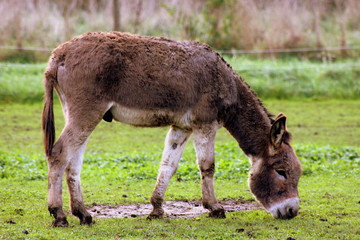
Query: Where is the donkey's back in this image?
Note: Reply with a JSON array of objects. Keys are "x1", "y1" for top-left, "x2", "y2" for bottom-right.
[{"x1": 47, "y1": 32, "x2": 236, "y2": 126}]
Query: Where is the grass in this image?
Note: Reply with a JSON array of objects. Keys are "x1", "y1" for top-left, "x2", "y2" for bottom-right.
[
  {"x1": 0, "y1": 61, "x2": 360, "y2": 239},
  {"x1": 228, "y1": 57, "x2": 360, "y2": 99},
  {"x1": 0, "y1": 100, "x2": 360, "y2": 239},
  {"x1": 1, "y1": 143, "x2": 359, "y2": 182},
  {"x1": 0, "y1": 101, "x2": 359, "y2": 157},
  {"x1": 0, "y1": 63, "x2": 45, "y2": 103},
  {"x1": 1, "y1": 174, "x2": 359, "y2": 239}
]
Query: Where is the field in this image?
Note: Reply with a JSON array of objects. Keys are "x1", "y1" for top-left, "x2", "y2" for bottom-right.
[
  {"x1": 1, "y1": 58, "x2": 360, "y2": 103},
  {"x1": 0, "y1": 58, "x2": 360, "y2": 239}
]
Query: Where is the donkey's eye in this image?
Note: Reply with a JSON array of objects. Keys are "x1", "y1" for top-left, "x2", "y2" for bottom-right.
[{"x1": 276, "y1": 169, "x2": 287, "y2": 179}]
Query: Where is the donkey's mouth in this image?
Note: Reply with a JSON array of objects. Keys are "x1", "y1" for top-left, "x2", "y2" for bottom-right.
[{"x1": 268, "y1": 197, "x2": 299, "y2": 219}]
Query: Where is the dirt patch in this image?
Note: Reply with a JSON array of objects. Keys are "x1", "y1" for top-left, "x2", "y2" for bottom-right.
[{"x1": 89, "y1": 200, "x2": 262, "y2": 219}]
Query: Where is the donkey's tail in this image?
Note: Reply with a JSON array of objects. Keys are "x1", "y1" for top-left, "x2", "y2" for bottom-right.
[{"x1": 42, "y1": 66, "x2": 56, "y2": 157}]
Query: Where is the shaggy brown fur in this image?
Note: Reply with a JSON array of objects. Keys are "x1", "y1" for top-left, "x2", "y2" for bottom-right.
[{"x1": 44, "y1": 32, "x2": 273, "y2": 154}]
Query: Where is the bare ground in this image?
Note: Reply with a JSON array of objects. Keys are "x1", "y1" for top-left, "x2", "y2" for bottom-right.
[{"x1": 89, "y1": 200, "x2": 262, "y2": 219}]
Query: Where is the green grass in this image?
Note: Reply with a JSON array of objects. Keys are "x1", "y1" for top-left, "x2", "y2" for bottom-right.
[
  {"x1": 0, "y1": 100, "x2": 360, "y2": 239},
  {"x1": 0, "y1": 63, "x2": 45, "y2": 103},
  {"x1": 228, "y1": 57, "x2": 360, "y2": 99},
  {"x1": 0, "y1": 101, "x2": 359, "y2": 157},
  {"x1": 0, "y1": 61, "x2": 360, "y2": 239},
  {"x1": 1, "y1": 176, "x2": 359, "y2": 239},
  {"x1": 1, "y1": 144, "x2": 359, "y2": 182}
]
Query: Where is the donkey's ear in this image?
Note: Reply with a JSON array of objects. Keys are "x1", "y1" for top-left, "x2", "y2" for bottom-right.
[{"x1": 270, "y1": 113, "x2": 287, "y2": 149}]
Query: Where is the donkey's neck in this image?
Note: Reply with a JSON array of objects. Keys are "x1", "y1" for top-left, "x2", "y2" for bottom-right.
[{"x1": 224, "y1": 76, "x2": 272, "y2": 157}]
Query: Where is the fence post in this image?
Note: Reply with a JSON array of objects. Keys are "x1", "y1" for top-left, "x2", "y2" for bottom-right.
[{"x1": 113, "y1": 0, "x2": 121, "y2": 31}]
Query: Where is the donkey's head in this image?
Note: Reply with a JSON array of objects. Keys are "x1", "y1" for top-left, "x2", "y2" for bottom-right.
[{"x1": 249, "y1": 114, "x2": 302, "y2": 219}]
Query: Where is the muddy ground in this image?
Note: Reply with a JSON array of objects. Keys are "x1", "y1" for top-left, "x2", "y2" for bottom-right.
[{"x1": 89, "y1": 200, "x2": 262, "y2": 219}]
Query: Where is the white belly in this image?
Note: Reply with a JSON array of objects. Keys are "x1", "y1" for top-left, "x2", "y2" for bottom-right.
[{"x1": 110, "y1": 104, "x2": 192, "y2": 128}]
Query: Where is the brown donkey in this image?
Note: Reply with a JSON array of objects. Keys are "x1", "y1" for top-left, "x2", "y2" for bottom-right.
[{"x1": 42, "y1": 32, "x2": 302, "y2": 227}]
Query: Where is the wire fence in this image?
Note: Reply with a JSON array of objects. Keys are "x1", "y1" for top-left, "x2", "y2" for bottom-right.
[
  {"x1": 0, "y1": 45, "x2": 52, "y2": 52},
  {"x1": 1, "y1": 45, "x2": 360, "y2": 54},
  {"x1": 232, "y1": 63, "x2": 360, "y2": 72},
  {"x1": 1, "y1": 45, "x2": 359, "y2": 73},
  {"x1": 218, "y1": 46, "x2": 360, "y2": 55},
  {"x1": 1, "y1": 62, "x2": 359, "y2": 72},
  {"x1": 0, "y1": 62, "x2": 46, "y2": 67}
]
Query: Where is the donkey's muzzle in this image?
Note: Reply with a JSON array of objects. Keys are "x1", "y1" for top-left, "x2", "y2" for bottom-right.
[{"x1": 268, "y1": 197, "x2": 299, "y2": 219}]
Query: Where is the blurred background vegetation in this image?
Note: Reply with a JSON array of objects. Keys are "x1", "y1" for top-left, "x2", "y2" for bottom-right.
[{"x1": 1, "y1": 0, "x2": 360, "y2": 62}]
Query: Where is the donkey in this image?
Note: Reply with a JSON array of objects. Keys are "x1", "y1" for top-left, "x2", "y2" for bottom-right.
[{"x1": 42, "y1": 32, "x2": 302, "y2": 227}]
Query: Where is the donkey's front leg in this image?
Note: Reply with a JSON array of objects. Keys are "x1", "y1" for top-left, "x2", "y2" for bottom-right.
[
  {"x1": 149, "y1": 126, "x2": 191, "y2": 219},
  {"x1": 65, "y1": 140, "x2": 92, "y2": 225},
  {"x1": 193, "y1": 124, "x2": 225, "y2": 218}
]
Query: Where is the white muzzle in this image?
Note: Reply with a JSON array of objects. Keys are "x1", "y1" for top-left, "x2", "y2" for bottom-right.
[{"x1": 268, "y1": 197, "x2": 300, "y2": 219}]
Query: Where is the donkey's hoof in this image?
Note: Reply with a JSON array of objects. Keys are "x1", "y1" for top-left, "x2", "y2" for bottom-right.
[
  {"x1": 147, "y1": 209, "x2": 164, "y2": 219},
  {"x1": 209, "y1": 208, "x2": 226, "y2": 218},
  {"x1": 72, "y1": 208, "x2": 93, "y2": 225},
  {"x1": 80, "y1": 215, "x2": 93, "y2": 225},
  {"x1": 147, "y1": 213, "x2": 164, "y2": 220},
  {"x1": 52, "y1": 217, "x2": 69, "y2": 227}
]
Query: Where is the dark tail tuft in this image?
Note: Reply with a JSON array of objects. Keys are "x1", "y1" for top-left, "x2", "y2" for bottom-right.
[{"x1": 42, "y1": 75, "x2": 55, "y2": 157}]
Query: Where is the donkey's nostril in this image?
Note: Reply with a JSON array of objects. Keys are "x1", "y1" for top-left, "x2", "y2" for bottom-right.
[
  {"x1": 288, "y1": 208, "x2": 294, "y2": 218},
  {"x1": 286, "y1": 207, "x2": 298, "y2": 219}
]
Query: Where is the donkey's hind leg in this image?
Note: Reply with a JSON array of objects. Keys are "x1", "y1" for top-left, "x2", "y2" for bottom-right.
[
  {"x1": 48, "y1": 110, "x2": 102, "y2": 226},
  {"x1": 65, "y1": 139, "x2": 92, "y2": 225},
  {"x1": 47, "y1": 133, "x2": 71, "y2": 227},
  {"x1": 193, "y1": 123, "x2": 225, "y2": 218},
  {"x1": 149, "y1": 126, "x2": 192, "y2": 219}
]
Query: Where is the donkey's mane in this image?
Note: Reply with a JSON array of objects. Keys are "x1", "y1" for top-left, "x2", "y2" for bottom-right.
[{"x1": 213, "y1": 50, "x2": 275, "y2": 123}]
